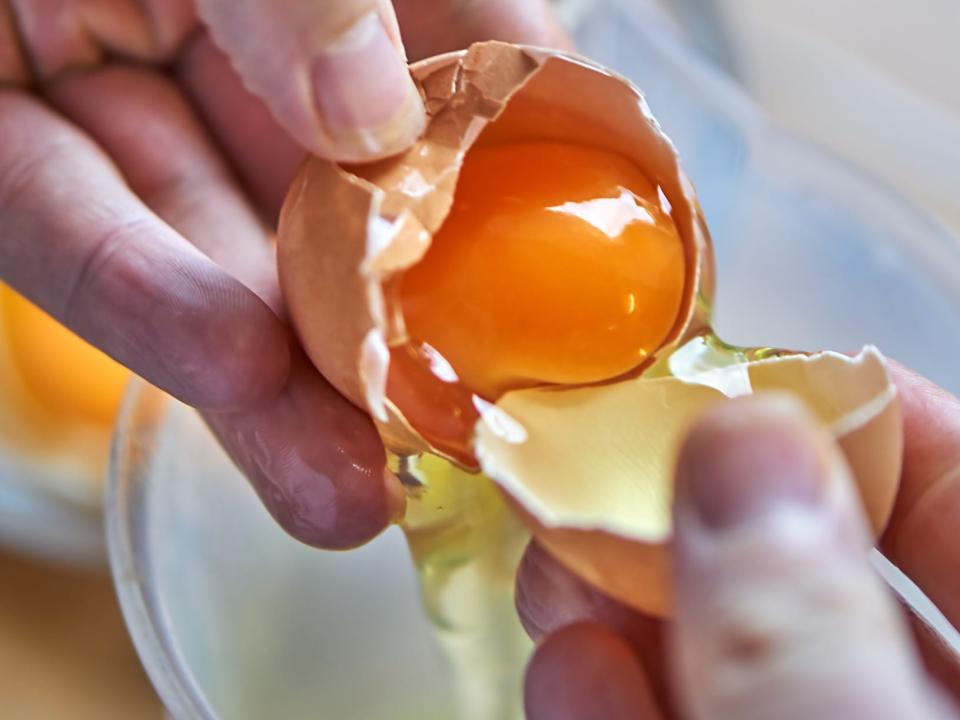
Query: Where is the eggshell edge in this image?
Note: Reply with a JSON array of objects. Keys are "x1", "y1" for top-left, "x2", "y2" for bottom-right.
[{"x1": 478, "y1": 347, "x2": 903, "y2": 616}]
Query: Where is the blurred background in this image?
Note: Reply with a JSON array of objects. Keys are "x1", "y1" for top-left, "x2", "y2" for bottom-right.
[
  {"x1": 656, "y1": 0, "x2": 960, "y2": 235},
  {"x1": 0, "y1": 0, "x2": 957, "y2": 717}
]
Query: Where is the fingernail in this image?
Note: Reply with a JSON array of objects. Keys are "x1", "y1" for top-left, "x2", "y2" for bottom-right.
[
  {"x1": 312, "y1": 12, "x2": 425, "y2": 159},
  {"x1": 677, "y1": 395, "x2": 829, "y2": 530}
]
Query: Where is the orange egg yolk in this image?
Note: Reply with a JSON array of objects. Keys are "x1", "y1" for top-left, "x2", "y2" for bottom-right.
[
  {"x1": 1, "y1": 284, "x2": 129, "y2": 426},
  {"x1": 389, "y1": 141, "x2": 687, "y2": 464}
]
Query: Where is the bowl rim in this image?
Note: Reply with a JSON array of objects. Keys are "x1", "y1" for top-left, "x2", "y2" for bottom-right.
[{"x1": 105, "y1": 379, "x2": 215, "y2": 720}]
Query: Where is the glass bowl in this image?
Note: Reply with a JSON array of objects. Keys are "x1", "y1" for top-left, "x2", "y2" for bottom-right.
[
  {"x1": 107, "y1": 1, "x2": 960, "y2": 718},
  {"x1": 107, "y1": 382, "x2": 457, "y2": 719}
]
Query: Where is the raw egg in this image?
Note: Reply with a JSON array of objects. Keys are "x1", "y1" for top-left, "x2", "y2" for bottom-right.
[
  {"x1": 279, "y1": 42, "x2": 902, "y2": 616},
  {"x1": 388, "y1": 140, "x2": 686, "y2": 464},
  {"x1": 400, "y1": 141, "x2": 685, "y2": 397}
]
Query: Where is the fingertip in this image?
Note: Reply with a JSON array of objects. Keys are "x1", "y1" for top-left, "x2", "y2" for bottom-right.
[
  {"x1": 670, "y1": 393, "x2": 862, "y2": 620},
  {"x1": 516, "y1": 541, "x2": 627, "y2": 642},
  {"x1": 261, "y1": 418, "x2": 391, "y2": 551},
  {"x1": 206, "y1": 354, "x2": 393, "y2": 550},
  {"x1": 516, "y1": 542, "x2": 570, "y2": 641},
  {"x1": 525, "y1": 623, "x2": 663, "y2": 720},
  {"x1": 266, "y1": 458, "x2": 395, "y2": 551},
  {"x1": 674, "y1": 393, "x2": 832, "y2": 533},
  {"x1": 310, "y1": 10, "x2": 425, "y2": 161},
  {"x1": 669, "y1": 399, "x2": 937, "y2": 720},
  {"x1": 197, "y1": 1, "x2": 424, "y2": 163}
]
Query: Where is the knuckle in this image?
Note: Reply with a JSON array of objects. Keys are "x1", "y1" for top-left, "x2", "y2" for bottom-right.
[{"x1": 62, "y1": 215, "x2": 153, "y2": 326}]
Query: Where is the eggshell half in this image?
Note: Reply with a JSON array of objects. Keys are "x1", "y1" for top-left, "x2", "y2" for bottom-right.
[
  {"x1": 278, "y1": 41, "x2": 711, "y2": 460},
  {"x1": 475, "y1": 346, "x2": 902, "y2": 616}
]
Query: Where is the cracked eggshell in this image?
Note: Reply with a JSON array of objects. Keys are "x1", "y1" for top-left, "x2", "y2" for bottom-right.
[
  {"x1": 277, "y1": 41, "x2": 712, "y2": 459},
  {"x1": 475, "y1": 346, "x2": 903, "y2": 617}
]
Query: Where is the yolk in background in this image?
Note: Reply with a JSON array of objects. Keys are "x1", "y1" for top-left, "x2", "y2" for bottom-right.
[{"x1": 1, "y1": 284, "x2": 129, "y2": 427}]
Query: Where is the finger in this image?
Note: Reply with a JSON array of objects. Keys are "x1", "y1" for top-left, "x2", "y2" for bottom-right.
[
  {"x1": 0, "y1": 90, "x2": 288, "y2": 409},
  {"x1": 119, "y1": 0, "x2": 197, "y2": 57},
  {"x1": 42, "y1": 66, "x2": 404, "y2": 550},
  {"x1": 395, "y1": 0, "x2": 574, "y2": 60},
  {"x1": 517, "y1": 541, "x2": 663, "y2": 647},
  {"x1": 516, "y1": 541, "x2": 672, "y2": 712},
  {"x1": 881, "y1": 363, "x2": 960, "y2": 630},
  {"x1": 8, "y1": 0, "x2": 196, "y2": 80},
  {"x1": 194, "y1": 0, "x2": 424, "y2": 162},
  {"x1": 904, "y1": 603, "x2": 960, "y2": 701},
  {"x1": 671, "y1": 395, "x2": 947, "y2": 720},
  {"x1": 0, "y1": 1, "x2": 30, "y2": 85},
  {"x1": 178, "y1": 33, "x2": 304, "y2": 222},
  {"x1": 8, "y1": 0, "x2": 102, "y2": 78},
  {"x1": 204, "y1": 350, "x2": 404, "y2": 549},
  {"x1": 45, "y1": 64, "x2": 280, "y2": 311},
  {"x1": 525, "y1": 622, "x2": 666, "y2": 720}
]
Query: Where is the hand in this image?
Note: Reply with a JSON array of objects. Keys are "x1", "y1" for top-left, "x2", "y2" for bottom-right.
[
  {"x1": 519, "y1": 363, "x2": 960, "y2": 719},
  {"x1": 0, "y1": 1, "x2": 569, "y2": 547}
]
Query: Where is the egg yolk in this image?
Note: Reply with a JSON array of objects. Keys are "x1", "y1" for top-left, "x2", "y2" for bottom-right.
[
  {"x1": 390, "y1": 141, "x2": 687, "y2": 464},
  {"x1": 1, "y1": 284, "x2": 129, "y2": 426}
]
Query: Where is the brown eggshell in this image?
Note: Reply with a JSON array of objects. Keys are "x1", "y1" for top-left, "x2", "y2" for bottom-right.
[{"x1": 278, "y1": 41, "x2": 711, "y2": 460}]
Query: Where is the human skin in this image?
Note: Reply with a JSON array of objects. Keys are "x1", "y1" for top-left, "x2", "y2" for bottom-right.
[
  {"x1": 0, "y1": 0, "x2": 569, "y2": 548},
  {"x1": 520, "y1": 364, "x2": 960, "y2": 720},
  {"x1": 6, "y1": 9, "x2": 955, "y2": 716}
]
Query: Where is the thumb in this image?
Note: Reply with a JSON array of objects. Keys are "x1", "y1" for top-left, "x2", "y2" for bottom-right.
[
  {"x1": 671, "y1": 395, "x2": 952, "y2": 720},
  {"x1": 195, "y1": 0, "x2": 425, "y2": 162}
]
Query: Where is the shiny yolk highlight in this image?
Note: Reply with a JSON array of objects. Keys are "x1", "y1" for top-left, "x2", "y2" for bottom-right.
[
  {"x1": 390, "y1": 141, "x2": 687, "y2": 464},
  {"x1": 1, "y1": 284, "x2": 129, "y2": 426}
]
